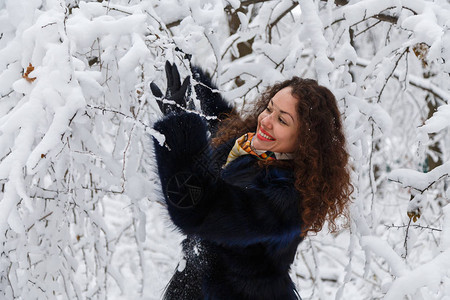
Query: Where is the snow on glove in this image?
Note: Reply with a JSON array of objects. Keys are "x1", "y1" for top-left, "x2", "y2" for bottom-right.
[{"x1": 150, "y1": 61, "x2": 191, "y2": 115}]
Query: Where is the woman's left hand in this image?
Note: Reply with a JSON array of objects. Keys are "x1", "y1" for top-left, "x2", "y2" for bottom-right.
[{"x1": 150, "y1": 61, "x2": 191, "y2": 115}]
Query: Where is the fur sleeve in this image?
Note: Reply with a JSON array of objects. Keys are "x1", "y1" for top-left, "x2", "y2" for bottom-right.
[
  {"x1": 176, "y1": 167, "x2": 303, "y2": 247},
  {"x1": 153, "y1": 112, "x2": 210, "y2": 187},
  {"x1": 153, "y1": 113, "x2": 302, "y2": 247}
]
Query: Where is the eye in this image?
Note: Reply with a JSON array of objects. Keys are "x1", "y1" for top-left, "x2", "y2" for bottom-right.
[
  {"x1": 265, "y1": 106, "x2": 272, "y2": 112},
  {"x1": 279, "y1": 117, "x2": 287, "y2": 125}
]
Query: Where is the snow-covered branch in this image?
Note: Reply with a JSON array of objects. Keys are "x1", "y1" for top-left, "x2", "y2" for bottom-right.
[{"x1": 0, "y1": 0, "x2": 449, "y2": 298}]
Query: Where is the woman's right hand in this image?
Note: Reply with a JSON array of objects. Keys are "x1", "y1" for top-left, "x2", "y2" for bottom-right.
[{"x1": 150, "y1": 61, "x2": 191, "y2": 115}]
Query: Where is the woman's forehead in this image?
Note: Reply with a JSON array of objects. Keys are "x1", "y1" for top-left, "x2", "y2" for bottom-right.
[{"x1": 271, "y1": 88, "x2": 299, "y2": 116}]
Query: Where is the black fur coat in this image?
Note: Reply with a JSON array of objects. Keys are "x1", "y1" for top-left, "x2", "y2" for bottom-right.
[{"x1": 153, "y1": 68, "x2": 303, "y2": 300}]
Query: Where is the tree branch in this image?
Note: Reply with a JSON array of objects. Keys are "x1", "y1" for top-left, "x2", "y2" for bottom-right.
[
  {"x1": 1, "y1": 90, "x2": 13, "y2": 99},
  {"x1": 268, "y1": 2, "x2": 299, "y2": 43},
  {"x1": 355, "y1": 58, "x2": 450, "y2": 103},
  {"x1": 225, "y1": 0, "x2": 271, "y2": 12},
  {"x1": 385, "y1": 223, "x2": 442, "y2": 232},
  {"x1": 377, "y1": 48, "x2": 408, "y2": 103},
  {"x1": 388, "y1": 173, "x2": 449, "y2": 194},
  {"x1": 354, "y1": 20, "x2": 381, "y2": 38},
  {"x1": 373, "y1": 13, "x2": 398, "y2": 24},
  {"x1": 86, "y1": 104, "x2": 152, "y2": 130}
]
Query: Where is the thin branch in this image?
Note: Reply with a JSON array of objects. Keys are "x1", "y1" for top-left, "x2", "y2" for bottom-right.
[
  {"x1": 7, "y1": 263, "x2": 16, "y2": 298},
  {"x1": 385, "y1": 223, "x2": 442, "y2": 232},
  {"x1": 224, "y1": 0, "x2": 270, "y2": 12},
  {"x1": 26, "y1": 212, "x2": 54, "y2": 232},
  {"x1": 221, "y1": 35, "x2": 241, "y2": 60},
  {"x1": 403, "y1": 218, "x2": 412, "y2": 258},
  {"x1": 347, "y1": 6, "x2": 418, "y2": 28},
  {"x1": 0, "y1": 149, "x2": 12, "y2": 164},
  {"x1": 309, "y1": 239, "x2": 380, "y2": 286},
  {"x1": 409, "y1": 80, "x2": 450, "y2": 103},
  {"x1": 309, "y1": 239, "x2": 323, "y2": 299},
  {"x1": 299, "y1": 250, "x2": 316, "y2": 298},
  {"x1": 224, "y1": 0, "x2": 349, "y2": 12},
  {"x1": 1, "y1": 90, "x2": 13, "y2": 99},
  {"x1": 372, "y1": 13, "x2": 398, "y2": 24},
  {"x1": 86, "y1": 104, "x2": 151, "y2": 130},
  {"x1": 166, "y1": 19, "x2": 182, "y2": 29},
  {"x1": 354, "y1": 20, "x2": 381, "y2": 38},
  {"x1": 345, "y1": 6, "x2": 418, "y2": 29},
  {"x1": 27, "y1": 280, "x2": 45, "y2": 294},
  {"x1": 377, "y1": 47, "x2": 408, "y2": 103},
  {"x1": 351, "y1": 12, "x2": 392, "y2": 27},
  {"x1": 268, "y1": 2, "x2": 299, "y2": 43},
  {"x1": 368, "y1": 119, "x2": 376, "y2": 228},
  {"x1": 203, "y1": 31, "x2": 220, "y2": 78},
  {"x1": 104, "y1": 7, "x2": 132, "y2": 15},
  {"x1": 354, "y1": 59, "x2": 449, "y2": 102},
  {"x1": 33, "y1": 184, "x2": 124, "y2": 196},
  {"x1": 120, "y1": 118, "x2": 137, "y2": 193},
  {"x1": 333, "y1": 0, "x2": 349, "y2": 5},
  {"x1": 388, "y1": 173, "x2": 449, "y2": 194},
  {"x1": 41, "y1": 22, "x2": 57, "y2": 28}
]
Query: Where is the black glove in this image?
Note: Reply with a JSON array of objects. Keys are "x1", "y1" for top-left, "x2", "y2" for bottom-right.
[
  {"x1": 150, "y1": 61, "x2": 191, "y2": 115},
  {"x1": 166, "y1": 172, "x2": 203, "y2": 209}
]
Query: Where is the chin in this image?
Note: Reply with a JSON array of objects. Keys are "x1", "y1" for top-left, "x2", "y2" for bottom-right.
[{"x1": 253, "y1": 140, "x2": 273, "y2": 152}]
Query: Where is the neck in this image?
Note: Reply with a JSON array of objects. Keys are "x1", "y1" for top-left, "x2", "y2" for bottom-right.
[{"x1": 250, "y1": 135, "x2": 294, "y2": 160}]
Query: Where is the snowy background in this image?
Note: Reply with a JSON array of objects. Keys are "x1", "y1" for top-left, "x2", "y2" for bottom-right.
[{"x1": 0, "y1": 0, "x2": 450, "y2": 299}]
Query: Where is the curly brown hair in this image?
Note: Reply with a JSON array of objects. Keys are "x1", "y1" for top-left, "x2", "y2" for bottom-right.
[{"x1": 213, "y1": 77, "x2": 353, "y2": 236}]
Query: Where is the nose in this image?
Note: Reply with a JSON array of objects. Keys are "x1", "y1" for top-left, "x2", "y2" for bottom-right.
[{"x1": 260, "y1": 112, "x2": 273, "y2": 129}]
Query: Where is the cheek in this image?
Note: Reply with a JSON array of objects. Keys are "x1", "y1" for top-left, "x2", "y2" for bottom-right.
[
  {"x1": 257, "y1": 111, "x2": 266, "y2": 125},
  {"x1": 280, "y1": 127, "x2": 299, "y2": 147},
  {"x1": 277, "y1": 126, "x2": 295, "y2": 139}
]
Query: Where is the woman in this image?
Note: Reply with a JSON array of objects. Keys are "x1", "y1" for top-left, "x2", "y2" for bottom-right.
[{"x1": 151, "y1": 61, "x2": 352, "y2": 299}]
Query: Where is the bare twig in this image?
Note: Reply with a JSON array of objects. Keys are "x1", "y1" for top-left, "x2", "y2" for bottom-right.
[
  {"x1": 121, "y1": 119, "x2": 137, "y2": 193},
  {"x1": 299, "y1": 249, "x2": 316, "y2": 297},
  {"x1": 354, "y1": 20, "x2": 381, "y2": 38},
  {"x1": 224, "y1": 0, "x2": 271, "y2": 12},
  {"x1": 27, "y1": 280, "x2": 45, "y2": 294},
  {"x1": 104, "y1": 7, "x2": 132, "y2": 15},
  {"x1": 388, "y1": 173, "x2": 449, "y2": 194},
  {"x1": 41, "y1": 22, "x2": 57, "y2": 28},
  {"x1": 268, "y1": 2, "x2": 299, "y2": 43},
  {"x1": 26, "y1": 212, "x2": 54, "y2": 232},
  {"x1": 7, "y1": 263, "x2": 16, "y2": 298},
  {"x1": 221, "y1": 35, "x2": 241, "y2": 60},
  {"x1": 0, "y1": 149, "x2": 12, "y2": 163},
  {"x1": 86, "y1": 104, "x2": 152, "y2": 130},
  {"x1": 368, "y1": 119, "x2": 376, "y2": 228},
  {"x1": 1, "y1": 90, "x2": 13, "y2": 99},
  {"x1": 403, "y1": 218, "x2": 412, "y2": 258},
  {"x1": 373, "y1": 13, "x2": 398, "y2": 24},
  {"x1": 166, "y1": 19, "x2": 182, "y2": 29},
  {"x1": 377, "y1": 48, "x2": 408, "y2": 103},
  {"x1": 354, "y1": 59, "x2": 449, "y2": 103},
  {"x1": 385, "y1": 223, "x2": 442, "y2": 232}
]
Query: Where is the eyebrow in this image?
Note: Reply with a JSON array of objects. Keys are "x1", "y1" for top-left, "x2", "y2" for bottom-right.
[{"x1": 270, "y1": 100, "x2": 295, "y2": 122}]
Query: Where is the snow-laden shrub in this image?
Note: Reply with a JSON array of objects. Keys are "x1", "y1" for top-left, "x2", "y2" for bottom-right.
[{"x1": 0, "y1": 0, "x2": 449, "y2": 299}]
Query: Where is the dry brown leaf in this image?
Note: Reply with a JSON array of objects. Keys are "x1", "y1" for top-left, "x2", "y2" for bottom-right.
[
  {"x1": 407, "y1": 210, "x2": 421, "y2": 223},
  {"x1": 412, "y1": 43, "x2": 429, "y2": 68},
  {"x1": 23, "y1": 63, "x2": 37, "y2": 82}
]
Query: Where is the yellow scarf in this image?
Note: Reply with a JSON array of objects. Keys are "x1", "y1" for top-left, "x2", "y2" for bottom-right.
[{"x1": 225, "y1": 133, "x2": 294, "y2": 166}]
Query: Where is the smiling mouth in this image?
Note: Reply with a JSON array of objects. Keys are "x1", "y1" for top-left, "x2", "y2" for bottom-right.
[{"x1": 257, "y1": 128, "x2": 276, "y2": 141}]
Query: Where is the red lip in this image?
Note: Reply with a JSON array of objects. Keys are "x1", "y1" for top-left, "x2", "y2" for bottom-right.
[{"x1": 257, "y1": 127, "x2": 276, "y2": 141}]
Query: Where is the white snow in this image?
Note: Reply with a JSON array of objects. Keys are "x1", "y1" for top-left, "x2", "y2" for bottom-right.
[{"x1": 0, "y1": 0, "x2": 449, "y2": 299}]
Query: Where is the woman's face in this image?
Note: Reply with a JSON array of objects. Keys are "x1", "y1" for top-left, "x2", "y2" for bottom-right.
[{"x1": 253, "y1": 87, "x2": 300, "y2": 153}]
